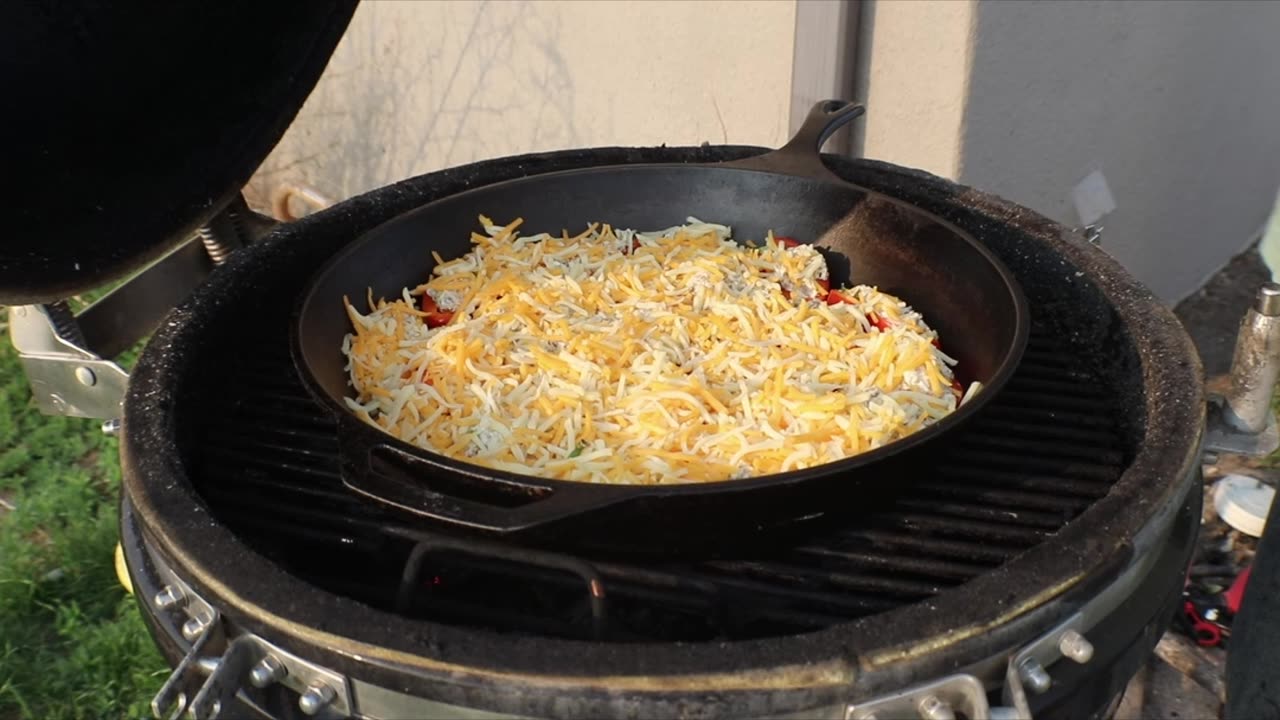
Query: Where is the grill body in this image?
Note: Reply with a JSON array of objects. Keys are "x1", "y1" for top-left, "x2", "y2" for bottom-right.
[{"x1": 121, "y1": 147, "x2": 1204, "y2": 719}]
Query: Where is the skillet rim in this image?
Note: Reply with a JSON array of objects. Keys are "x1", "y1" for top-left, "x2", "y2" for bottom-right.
[{"x1": 290, "y1": 161, "x2": 1031, "y2": 495}]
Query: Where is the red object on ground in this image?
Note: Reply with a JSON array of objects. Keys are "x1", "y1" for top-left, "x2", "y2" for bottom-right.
[
  {"x1": 1183, "y1": 600, "x2": 1223, "y2": 647},
  {"x1": 1226, "y1": 565, "x2": 1252, "y2": 615}
]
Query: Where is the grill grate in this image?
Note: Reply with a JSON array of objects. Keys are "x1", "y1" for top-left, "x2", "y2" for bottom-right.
[{"x1": 189, "y1": 326, "x2": 1125, "y2": 642}]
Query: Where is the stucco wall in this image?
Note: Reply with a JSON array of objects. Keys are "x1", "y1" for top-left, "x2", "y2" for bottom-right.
[
  {"x1": 856, "y1": 0, "x2": 1280, "y2": 303},
  {"x1": 248, "y1": 0, "x2": 796, "y2": 206}
]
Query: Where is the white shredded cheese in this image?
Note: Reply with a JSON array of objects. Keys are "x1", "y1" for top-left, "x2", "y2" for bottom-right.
[{"x1": 340, "y1": 216, "x2": 964, "y2": 484}]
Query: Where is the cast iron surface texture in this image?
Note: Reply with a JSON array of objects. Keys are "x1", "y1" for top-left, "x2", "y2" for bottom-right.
[
  {"x1": 0, "y1": 0, "x2": 357, "y2": 304},
  {"x1": 122, "y1": 148, "x2": 1203, "y2": 717}
]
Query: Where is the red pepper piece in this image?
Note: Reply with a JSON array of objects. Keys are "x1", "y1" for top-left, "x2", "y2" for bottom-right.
[
  {"x1": 776, "y1": 236, "x2": 801, "y2": 249},
  {"x1": 867, "y1": 312, "x2": 892, "y2": 332},
  {"x1": 420, "y1": 295, "x2": 454, "y2": 328},
  {"x1": 816, "y1": 278, "x2": 830, "y2": 300},
  {"x1": 826, "y1": 289, "x2": 851, "y2": 306}
]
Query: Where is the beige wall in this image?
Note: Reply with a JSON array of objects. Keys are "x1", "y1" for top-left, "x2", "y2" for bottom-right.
[
  {"x1": 856, "y1": 0, "x2": 1280, "y2": 303},
  {"x1": 854, "y1": 0, "x2": 975, "y2": 179},
  {"x1": 249, "y1": 0, "x2": 797, "y2": 207}
]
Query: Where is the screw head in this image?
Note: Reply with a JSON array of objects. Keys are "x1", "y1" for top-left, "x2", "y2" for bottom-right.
[
  {"x1": 1017, "y1": 657, "x2": 1052, "y2": 694},
  {"x1": 101, "y1": 418, "x2": 121, "y2": 436},
  {"x1": 298, "y1": 681, "x2": 337, "y2": 715},
  {"x1": 917, "y1": 694, "x2": 957, "y2": 720},
  {"x1": 75, "y1": 366, "x2": 96, "y2": 386},
  {"x1": 153, "y1": 585, "x2": 186, "y2": 611},
  {"x1": 181, "y1": 611, "x2": 214, "y2": 642},
  {"x1": 249, "y1": 656, "x2": 287, "y2": 688},
  {"x1": 1059, "y1": 629, "x2": 1095, "y2": 664}
]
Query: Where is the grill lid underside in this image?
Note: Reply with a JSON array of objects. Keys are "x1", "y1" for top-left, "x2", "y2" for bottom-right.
[{"x1": 0, "y1": 1, "x2": 356, "y2": 303}]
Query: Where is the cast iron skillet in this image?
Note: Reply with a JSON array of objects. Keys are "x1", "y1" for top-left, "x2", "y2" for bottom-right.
[{"x1": 293, "y1": 100, "x2": 1030, "y2": 552}]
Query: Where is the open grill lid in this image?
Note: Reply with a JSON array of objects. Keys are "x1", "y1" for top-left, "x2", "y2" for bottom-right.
[{"x1": 0, "y1": 1, "x2": 357, "y2": 304}]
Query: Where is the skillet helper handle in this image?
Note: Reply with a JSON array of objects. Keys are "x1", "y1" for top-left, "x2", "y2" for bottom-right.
[
  {"x1": 782, "y1": 99, "x2": 866, "y2": 158},
  {"x1": 724, "y1": 99, "x2": 865, "y2": 180},
  {"x1": 335, "y1": 416, "x2": 615, "y2": 534}
]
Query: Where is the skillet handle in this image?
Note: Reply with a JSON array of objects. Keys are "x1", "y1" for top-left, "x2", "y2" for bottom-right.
[
  {"x1": 722, "y1": 99, "x2": 865, "y2": 181},
  {"x1": 336, "y1": 416, "x2": 625, "y2": 534}
]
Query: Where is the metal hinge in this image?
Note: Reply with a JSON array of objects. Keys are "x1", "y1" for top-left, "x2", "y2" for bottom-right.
[
  {"x1": 8, "y1": 304, "x2": 130, "y2": 419},
  {"x1": 7, "y1": 192, "x2": 274, "y2": 421}
]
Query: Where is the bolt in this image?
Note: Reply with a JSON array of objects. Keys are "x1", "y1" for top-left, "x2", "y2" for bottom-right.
[
  {"x1": 75, "y1": 366, "x2": 96, "y2": 386},
  {"x1": 196, "y1": 657, "x2": 221, "y2": 674},
  {"x1": 153, "y1": 585, "x2": 187, "y2": 611},
  {"x1": 49, "y1": 393, "x2": 67, "y2": 411},
  {"x1": 249, "y1": 656, "x2": 287, "y2": 688},
  {"x1": 1017, "y1": 657, "x2": 1052, "y2": 694},
  {"x1": 182, "y1": 610, "x2": 214, "y2": 642},
  {"x1": 1059, "y1": 629, "x2": 1095, "y2": 664},
  {"x1": 101, "y1": 418, "x2": 121, "y2": 436},
  {"x1": 298, "y1": 681, "x2": 337, "y2": 715},
  {"x1": 1205, "y1": 608, "x2": 1222, "y2": 622},
  {"x1": 916, "y1": 694, "x2": 956, "y2": 720}
]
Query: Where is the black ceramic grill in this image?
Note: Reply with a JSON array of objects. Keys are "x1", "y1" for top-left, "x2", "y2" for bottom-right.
[
  {"x1": 189, "y1": 309, "x2": 1124, "y2": 643},
  {"x1": 119, "y1": 149, "x2": 1204, "y2": 720}
]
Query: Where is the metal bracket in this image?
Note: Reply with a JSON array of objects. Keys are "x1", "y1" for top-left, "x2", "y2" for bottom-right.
[
  {"x1": 146, "y1": 544, "x2": 352, "y2": 720},
  {"x1": 846, "y1": 673, "x2": 1014, "y2": 720},
  {"x1": 8, "y1": 305, "x2": 130, "y2": 419}
]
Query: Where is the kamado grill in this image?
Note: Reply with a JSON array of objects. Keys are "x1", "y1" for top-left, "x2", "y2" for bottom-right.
[{"x1": 10, "y1": 3, "x2": 1271, "y2": 720}]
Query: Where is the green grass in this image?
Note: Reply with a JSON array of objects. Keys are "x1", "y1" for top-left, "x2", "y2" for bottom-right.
[{"x1": 0, "y1": 316, "x2": 166, "y2": 719}]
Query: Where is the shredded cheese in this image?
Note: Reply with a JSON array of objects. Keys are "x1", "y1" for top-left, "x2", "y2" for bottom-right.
[{"x1": 342, "y1": 217, "x2": 967, "y2": 485}]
